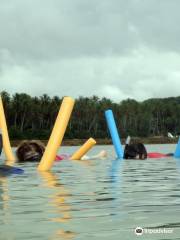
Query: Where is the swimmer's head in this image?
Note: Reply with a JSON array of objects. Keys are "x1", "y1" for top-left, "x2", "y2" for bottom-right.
[
  {"x1": 16, "y1": 140, "x2": 45, "y2": 162},
  {"x1": 124, "y1": 143, "x2": 147, "y2": 160}
]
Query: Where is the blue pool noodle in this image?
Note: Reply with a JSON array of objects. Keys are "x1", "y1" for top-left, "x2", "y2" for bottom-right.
[
  {"x1": 174, "y1": 137, "x2": 180, "y2": 158},
  {"x1": 105, "y1": 110, "x2": 124, "y2": 159}
]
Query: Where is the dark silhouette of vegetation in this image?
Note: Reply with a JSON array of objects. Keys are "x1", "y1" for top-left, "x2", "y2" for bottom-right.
[{"x1": 1, "y1": 91, "x2": 180, "y2": 140}]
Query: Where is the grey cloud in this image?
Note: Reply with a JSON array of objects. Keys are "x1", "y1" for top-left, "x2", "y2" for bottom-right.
[
  {"x1": 0, "y1": 0, "x2": 180, "y2": 101},
  {"x1": 125, "y1": 0, "x2": 180, "y2": 52},
  {"x1": 0, "y1": 0, "x2": 145, "y2": 60},
  {"x1": 1, "y1": 48, "x2": 180, "y2": 101}
]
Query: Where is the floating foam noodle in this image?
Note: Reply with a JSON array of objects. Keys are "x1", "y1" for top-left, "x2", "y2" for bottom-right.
[
  {"x1": 105, "y1": 109, "x2": 124, "y2": 159},
  {"x1": 70, "y1": 138, "x2": 96, "y2": 160},
  {"x1": 174, "y1": 137, "x2": 180, "y2": 158},
  {"x1": 38, "y1": 97, "x2": 75, "y2": 171},
  {"x1": 0, "y1": 96, "x2": 16, "y2": 165}
]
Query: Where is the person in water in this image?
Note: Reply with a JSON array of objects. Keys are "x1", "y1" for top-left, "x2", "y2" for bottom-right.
[
  {"x1": 124, "y1": 136, "x2": 173, "y2": 159},
  {"x1": 16, "y1": 140, "x2": 107, "y2": 162},
  {"x1": 124, "y1": 136, "x2": 147, "y2": 160},
  {"x1": 16, "y1": 140, "x2": 45, "y2": 162},
  {"x1": 124, "y1": 143, "x2": 147, "y2": 160}
]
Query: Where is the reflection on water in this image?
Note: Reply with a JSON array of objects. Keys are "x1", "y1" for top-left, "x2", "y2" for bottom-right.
[
  {"x1": 39, "y1": 171, "x2": 76, "y2": 239},
  {"x1": 0, "y1": 177, "x2": 10, "y2": 225},
  {"x1": 0, "y1": 145, "x2": 180, "y2": 239}
]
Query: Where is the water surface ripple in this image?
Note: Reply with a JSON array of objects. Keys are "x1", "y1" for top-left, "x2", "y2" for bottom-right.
[{"x1": 0, "y1": 145, "x2": 180, "y2": 239}]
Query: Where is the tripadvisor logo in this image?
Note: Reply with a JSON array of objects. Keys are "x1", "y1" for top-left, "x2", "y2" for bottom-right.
[
  {"x1": 135, "y1": 227, "x2": 143, "y2": 236},
  {"x1": 134, "y1": 226, "x2": 174, "y2": 236}
]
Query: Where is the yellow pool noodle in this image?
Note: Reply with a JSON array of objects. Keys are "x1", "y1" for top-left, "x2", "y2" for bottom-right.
[
  {"x1": 70, "y1": 138, "x2": 96, "y2": 160},
  {"x1": 38, "y1": 97, "x2": 75, "y2": 171},
  {"x1": 0, "y1": 96, "x2": 16, "y2": 165}
]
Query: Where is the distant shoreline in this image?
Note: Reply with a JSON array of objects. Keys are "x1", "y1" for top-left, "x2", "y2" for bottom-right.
[{"x1": 11, "y1": 137, "x2": 178, "y2": 147}]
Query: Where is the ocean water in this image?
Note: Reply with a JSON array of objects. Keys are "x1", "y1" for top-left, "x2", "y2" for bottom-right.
[{"x1": 0, "y1": 144, "x2": 180, "y2": 240}]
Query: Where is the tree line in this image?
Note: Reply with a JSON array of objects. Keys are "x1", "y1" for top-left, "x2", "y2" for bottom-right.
[{"x1": 1, "y1": 91, "x2": 180, "y2": 140}]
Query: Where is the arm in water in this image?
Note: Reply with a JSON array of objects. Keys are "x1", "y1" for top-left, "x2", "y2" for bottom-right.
[{"x1": 56, "y1": 150, "x2": 108, "y2": 161}]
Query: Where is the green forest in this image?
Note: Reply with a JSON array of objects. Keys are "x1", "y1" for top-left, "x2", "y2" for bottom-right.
[{"x1": 1, "y1": 91, "x2": 180, "y2": 140}]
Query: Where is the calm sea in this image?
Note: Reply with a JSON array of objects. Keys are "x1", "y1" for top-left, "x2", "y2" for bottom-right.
[{"x1": 0, "y1": 144, "x2": 180, "y2": 240}]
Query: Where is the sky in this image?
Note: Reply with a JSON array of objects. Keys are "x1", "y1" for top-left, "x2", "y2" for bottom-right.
[{"x1": 0, "y1": 0, "x2": 180, "y2": 102}]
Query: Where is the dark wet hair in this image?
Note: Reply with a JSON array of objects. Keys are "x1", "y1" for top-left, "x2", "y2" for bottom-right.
[
  {"x1": 16, "y1": 140, "x2": 45, "y2": 162},
  {"x1": 124, "y1": 143, "x2": 147, "y2": 160}
]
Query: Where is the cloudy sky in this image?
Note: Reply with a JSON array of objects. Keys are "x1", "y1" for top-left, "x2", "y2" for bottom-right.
[{"x1": 0, "y1": 0, "x2": 180, "y2": 102}]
